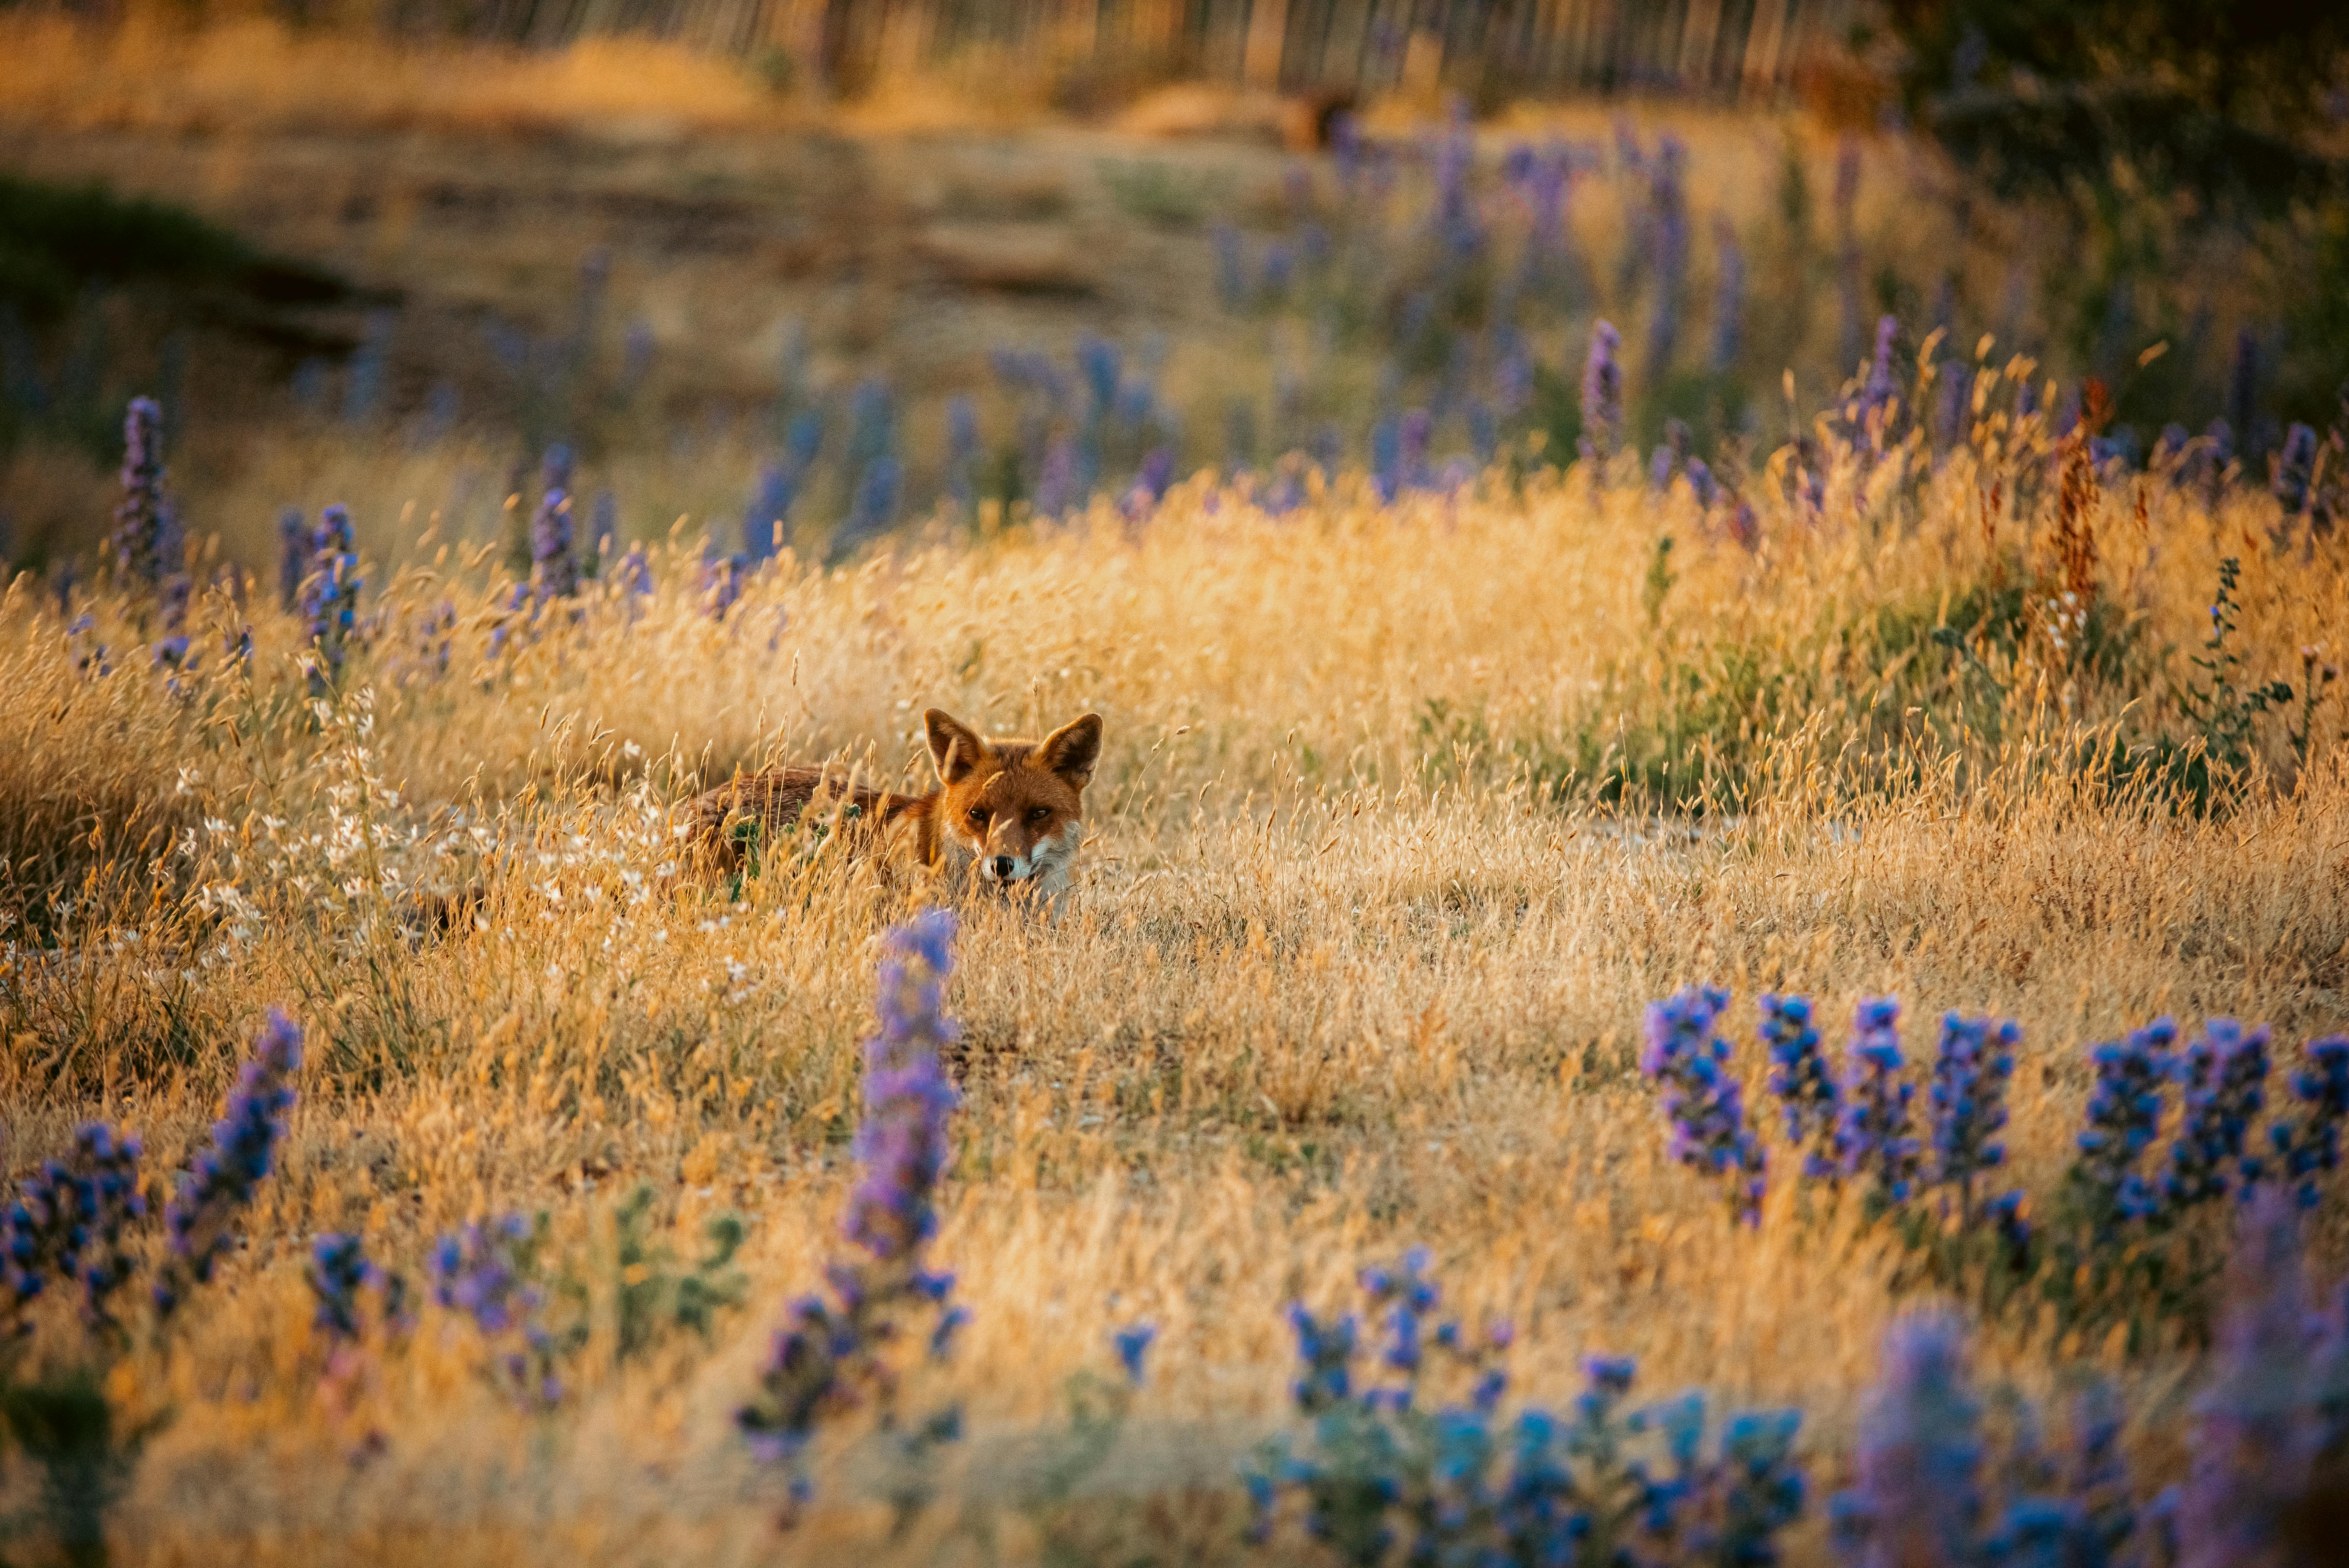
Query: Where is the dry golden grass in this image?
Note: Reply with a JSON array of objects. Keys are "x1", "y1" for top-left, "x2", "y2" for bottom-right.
[
  {"x1": 2, "y1": 410, "x2": 2345, "y2": 1561},
  {"x1": 0, "y1": 14, "x2": 799, "y2": 136}
]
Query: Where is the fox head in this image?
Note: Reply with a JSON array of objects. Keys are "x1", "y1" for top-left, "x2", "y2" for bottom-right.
[{"x1": 924, "y1": 708, "x2": 1101, "y2": 893}]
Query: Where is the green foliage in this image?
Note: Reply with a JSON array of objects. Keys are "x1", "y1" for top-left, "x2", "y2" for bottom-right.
[
  {"x1": 1881, "y1": 0, "x2": 2347, "y2": 211},
  {"x1": 1640, "y1": 536, "x2": 1677, "y2": 628},
  {"x1": 1637, "y1": 371, "x2": 1749, "y2": 458},
  {"x1": 1776, "y1": 142, "x2": 1813, "y2": 242},
  {"x1": 610, "y1": 1185, "x2": 746, "y2": 1361},
  {"x1": 0, "y1": 175, "x2": 353, "y2": 465},
  {"x1": 1535, "y1": 638, "x2": 1791, "y2": 814},
  {"x1": 2278, "y1": 203, "x2": 2349, "y2": 428},
  {"x1": 1096, "y1": 160, "x2": 1231, "y2": 231},
  {"x1": 750, "y1": 45, "x2": 796, "y2": 96},
  {"x1": 0, "y1": 1366, "x2": 159, "y2": 1568},
  {"x1": 725, "y1": 796, "x2": 868, "y2": 899},
  {"x1": 990, "y1": 1368, "x2": 1141, "y2": 1567},
  {"x1": 2167, "y1": 556, "x2": 2295, "y2": 802},
  {"x1": 1413, "y1": 696, "x2": 1494, "y2": 789},
  {"x1": 0, "y1": 175, "x2": 343, "y2": 321},
  {"x1": 1527, "y1": 362, "x2": 1584, "y2": 469}
]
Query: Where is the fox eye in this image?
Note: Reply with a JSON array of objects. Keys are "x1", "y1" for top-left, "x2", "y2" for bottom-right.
[
  {"x1": 967, "y1": 806, "x2": 987, "y2": 825},
  {"x1": 1027, "y1": 807, "x2": 1050, "y2": 825}
]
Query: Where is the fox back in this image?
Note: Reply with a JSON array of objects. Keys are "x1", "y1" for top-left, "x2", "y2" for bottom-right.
[{"x1": 690, "y1": 708, "x2": 1101, "y2": 902}]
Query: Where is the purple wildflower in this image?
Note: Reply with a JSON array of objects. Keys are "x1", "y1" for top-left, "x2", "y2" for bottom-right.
[
  {"x1": 276, "y1": 506, "x2": 307, "y2": 611},
  {"x1": 431, "y1": 1212, "x2": 563, "y2": 1405},
  {"x1": 1613, "y1": 117, "x2": 1645, "y2": 175},
  {"x1": 2, "y1": 1123, "x2": 146, "y2": 1331},
  {"x1": 2276, "y1": 422, "x2": 2317, "y2": 515},
  {"x1": 1494, "y1": 328, "x2": 1534, "y2": 416},
  {"x1": 1934, "y1": 365, "x2": 1973, "y2": 450},
  {"x1": 742, "y1": 464, "x2": 796, "y2": 566},
  {"x1": 1581, "y1": 320, "x2": 1624, "y2": 460},
  {"x1": 1684, "y1": 458, "x2": 1719, "y2": 509},
  {"x1": 1513, "y1": 142, "x2": 1578, "y2": 301},
  {"x1": 1858, "y1": 315, "x2": 1901, "y2": 432},
  {"x1": 1649, "y1": 417, "x2": 1689, "y2": 491},
  {"x1": 1285, "y1": 1301, "x2": 1359, "y2": 1413},
  {"x1": 1034, "y1": 434, "x2": 1078, "y2": 519},
  {"x1": 111, "y1": 396, "x2": 183, "y2": 588},
  {"x1": 530, "y1": 485, "x2": 578, "y2": 599},
  {"x1": 586, "y1": 491, "x2": 617, "y2": 570},
  {"x1": 157, "y1": 1009, "x2": 302, "y2": 1317},
  {"x1": 1928, "y1": 1012, "x2": 2019, "y2": 1219},
  {"x1": 1122, "y1": 445, "x2": 1177, "y2": 520},
  {"x1": 308, "y1": 1231, "x2": 378, "y2": 1340},
  {"x1": 842, "y1": 912, "x2": 962, "y2": 1263},
  {"x1": 1830, "y1": 1310, "x2": 1984, "y2": 1568},
  {"x1": 1361, "y1": 1244, "x2": 1441, "y2": 1379},
  {"x1": 1114, "y1": 1322, "x2": 1156, "y2": 1385},
  {"x1": 1260, "y1": 243, "x2": 1294, "y2": 302},
  {"x1": 1256, "y1": 1257, "x2": 1798, "y2": 1568},
  {"x1": 621, "y1": 319, "x2": 655, "y2": 390},
  {"x1": 1466, "y1": 399, "x2": 1498, "y2": 465},
  {"x1": 1213, "y1": 224, "x2": 1247, "y2": 310},
  {"x1": 431, "y1": 1213, "x2": 538, "y2": 1336},
  {"x1": 299, "y1": 506, "x2": 362, "y2": 692},
  {"x1": 64, "y1": 609, "x2": 109, "y2": 680},
  {"x1": 736, "y1": 911, "x2": 966, "y2": 1507},
  {"x1": 2062, "y1": 1382, "x2": 2138, "y2": 1565},
  {"x1": 1762, "y1": 993, "x2": 1843, "y2": 1179},
  {"x1": 2270, "y1": 1033, "x2": 2349, "y2": 1208},
  {"x1": 2317, "y1": 1276, "x2": 2349, "y2": 1457},
  {"x1": 1730, "y1": 499, "x2": 1759, "y2": 549},
  {"x1": 834, "y1": 456, "x2": 902, "y2": 559},
  {"x1": 1836, "y1": 997, "x2": 1922, "y2": 1205},
  {"x1": 1718, "y1": 1408, "x2": 1808, "y2": 1565},
  {"x1": 1645, "y1": 135, "x2": 1688, "y2": 384},
  {"x1": 1430, "y1": 104, "x2": 1483, "y2": 261},
  {"x1": 152, "y1": 571, "x2": 193, "y2": 671},
  {"x1": 2163, "y1": 1019, "x2": 2271, "y2": 1213},
  {"x1": 1399, "y1": 409, "x2": 1433, "y2": 492},
  {"x1": 1987, "y1": 1190, "x2": 2033, "y2": 1270},
  {"x1": 1371, "y1": 415, "x2": 1402, "y2": 502},
  {"x1": 2226, "y1": 331, "x2": 2258, "y2": 460},
  {"x1": 1577, "y1": 1351, "x2": 1638, "y2": 1433},
  {"x1": 2174, "y1": 1191, "x2": 2319, "y2": 1568},
  {"x1": 1710, "y1": 215, "x2": 1745, "y2": 373},
  {"x1": 1074, "y1": 333, "x2": 1121, "y2": 415},
  {"x1": 1641, "y1": 985, "x2": 1767, "y2": 1224},
  {"x1": 699, "y1": 542, "x2": 748, "y2": 622},
  {"x1": 2072, "y1": 1016, "x2": 2175, "y2": 1232},
  {"x1": 945, "y1": 395, "x2": 982, "y2": 512}
]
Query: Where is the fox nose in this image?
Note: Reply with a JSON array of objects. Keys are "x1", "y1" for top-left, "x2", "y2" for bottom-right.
[{"x1": 991, "y1": 855, "x2": 1016, "y2": 880}]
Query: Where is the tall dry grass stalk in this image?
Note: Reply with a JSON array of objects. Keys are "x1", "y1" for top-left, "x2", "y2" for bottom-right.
[{"x1": 0, "y1": 425, "x2": 2343, "y2": 1560}]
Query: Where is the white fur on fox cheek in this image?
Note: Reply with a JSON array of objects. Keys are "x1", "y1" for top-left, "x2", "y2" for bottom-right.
[{"x1": 1033, "y1": 821, "x2": 1079, "y2": 870}]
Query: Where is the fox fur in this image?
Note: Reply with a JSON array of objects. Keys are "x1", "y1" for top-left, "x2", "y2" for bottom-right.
[{"x1": 688, "y1": 709, "x2": 1102, "y2": 900}]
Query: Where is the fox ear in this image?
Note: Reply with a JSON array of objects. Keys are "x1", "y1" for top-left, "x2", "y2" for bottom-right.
[
  {"x1": 925, "y1": 709, "x2": 989, "y2": 785},
  {"x1": 1037, "y1": 713, "x2": 1103, "y2": 789}
]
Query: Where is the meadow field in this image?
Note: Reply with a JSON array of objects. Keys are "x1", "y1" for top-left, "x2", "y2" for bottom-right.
[
  {"x1": 7, "y1": 12, "x2": 2349, "y2": 1566},
  {"x1": 6, "y1": 370, "x2": 2349, "y2": 1562}
]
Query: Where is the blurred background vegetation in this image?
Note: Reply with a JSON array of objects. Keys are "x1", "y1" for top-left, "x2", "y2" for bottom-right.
[{"x1": 0, "y1": 0, "x2": 2344, "y2": 570}]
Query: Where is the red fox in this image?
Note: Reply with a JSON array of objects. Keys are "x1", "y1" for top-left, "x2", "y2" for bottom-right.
[{"x1": 690, "y1": 709, "x2": 1102, "y2": 900}]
